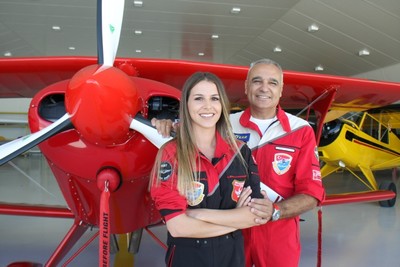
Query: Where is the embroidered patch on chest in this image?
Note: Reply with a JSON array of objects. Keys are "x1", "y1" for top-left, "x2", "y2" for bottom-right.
[
  {"x1": 231, "y1": 180, "x2": 245, "y2": 202},
  {"x1": 187, "y1": 182, "x2": 205, "y2": 206},
  {"x1": 272, "y1": 153, "x2": 292, "y2": 175}
]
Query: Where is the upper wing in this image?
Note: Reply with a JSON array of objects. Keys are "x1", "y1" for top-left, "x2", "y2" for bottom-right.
[{"x1": 1, "y1": 56, "x2": 400, "y2": 112}]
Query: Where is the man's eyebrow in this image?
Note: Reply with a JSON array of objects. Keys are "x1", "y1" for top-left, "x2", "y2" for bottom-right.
[
  {"x1": 251, "y1": 76, "x2": 280, "y2": 84},
  {"x1": 251, "y1": 76, "x2": 262, "y2": 81},
  {"x1": 269, "y1": 78, "x2": 280, "y2": 84}
]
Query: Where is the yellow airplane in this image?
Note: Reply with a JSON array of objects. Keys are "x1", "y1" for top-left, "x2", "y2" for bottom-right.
[{"x1": 318, "y1": 108, "x2": 400, "y2": 207}]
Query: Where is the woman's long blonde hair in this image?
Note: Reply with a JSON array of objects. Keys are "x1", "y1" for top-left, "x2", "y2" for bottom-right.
[{"x1": 151, "y1": 72, "x2": 245, "y2": 197}]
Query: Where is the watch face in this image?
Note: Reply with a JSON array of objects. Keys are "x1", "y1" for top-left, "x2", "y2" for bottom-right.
[{"x1": 272, "y1": 209, "x2": 281, "y2": 221}]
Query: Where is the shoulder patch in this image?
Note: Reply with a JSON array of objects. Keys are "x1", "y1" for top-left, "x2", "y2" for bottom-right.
[
  {"x1": 313, "y1": 170, "x2": 322, "y2": 181},
  {"x1": 159, "y1": 161, "x2": 173, "y2": 181}
]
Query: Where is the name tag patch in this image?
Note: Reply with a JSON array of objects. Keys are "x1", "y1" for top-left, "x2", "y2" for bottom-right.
[{"x1": 235, "y1": 133, "x2": 250, "y2": 142}]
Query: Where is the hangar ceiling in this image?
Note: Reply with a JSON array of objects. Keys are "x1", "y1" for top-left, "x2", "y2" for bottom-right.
[{"x1": 0, "y1": 0, "x2": 399, "y2": 77}]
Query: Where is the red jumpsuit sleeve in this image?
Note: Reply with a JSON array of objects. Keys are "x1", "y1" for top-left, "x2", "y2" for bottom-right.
[
  {"x1": 294, "y1": 126, "x2": 325, "y2": 204},
  {"x1": 150, "y1": 144, "x2": 187, "y2": 222}
]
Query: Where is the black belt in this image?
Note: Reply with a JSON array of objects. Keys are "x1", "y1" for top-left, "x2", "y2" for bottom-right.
[{"x1": 167, "y1": 230, "x2": 242, "y2": 247}]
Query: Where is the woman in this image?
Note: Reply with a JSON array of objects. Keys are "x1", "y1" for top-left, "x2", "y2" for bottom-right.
[{"x1": 150, "y1": 72, "x2": 263, "y2": 267}]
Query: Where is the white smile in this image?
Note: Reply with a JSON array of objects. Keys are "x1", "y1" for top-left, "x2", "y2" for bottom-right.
[
  {"x1": 200, "y1": 113, "x2": 214, "y2": 118},
  {"x1": 257, "y1": 95, "x2": 271, "y2": 100}
]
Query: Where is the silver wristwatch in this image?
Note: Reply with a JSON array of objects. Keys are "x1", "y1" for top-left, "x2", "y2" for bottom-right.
[{"x1": 271, "y1": 203, "x2": 281, "y2": 221}]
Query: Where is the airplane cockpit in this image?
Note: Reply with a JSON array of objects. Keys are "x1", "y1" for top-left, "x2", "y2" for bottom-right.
[{"x1": 355, "y1": 112, "x2": 389, "y2": 143}]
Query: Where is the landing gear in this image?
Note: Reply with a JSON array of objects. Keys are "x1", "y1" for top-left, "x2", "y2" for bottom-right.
[{"x1": 379, "y1": 181, "x2": 397, "y2": 207}]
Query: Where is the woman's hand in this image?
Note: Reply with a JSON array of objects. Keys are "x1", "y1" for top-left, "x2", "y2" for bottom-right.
[{"x1": 237, "y1": 186, "x2": 252, "y2": 208}]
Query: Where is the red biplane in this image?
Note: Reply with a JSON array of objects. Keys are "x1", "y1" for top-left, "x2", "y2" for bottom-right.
[{"x1": 0, "y1": 0, "x2": 400, "y2": 266}]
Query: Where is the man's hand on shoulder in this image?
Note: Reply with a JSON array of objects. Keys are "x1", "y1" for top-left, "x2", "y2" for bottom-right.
[{"x1": 151, "y1": 118, "x2": 175, "y2": 137}]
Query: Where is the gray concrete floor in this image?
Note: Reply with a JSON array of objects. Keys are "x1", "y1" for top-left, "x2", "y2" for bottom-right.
[{"x1": 0, "y1": 153, "x2": 399, "y2": 267}]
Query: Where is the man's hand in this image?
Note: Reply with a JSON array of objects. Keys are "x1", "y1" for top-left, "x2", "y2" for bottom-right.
[
  {"x1": 248, "y1": 190, "x2": 273, "y2": 224},
  {"x1": 151, "y1": 118, "x2": 175, "y2": 138}
]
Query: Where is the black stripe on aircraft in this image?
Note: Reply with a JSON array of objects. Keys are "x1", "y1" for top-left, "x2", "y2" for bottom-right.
[{"x1": 345, "y1": 131, "x2": 400, "y2": 157}]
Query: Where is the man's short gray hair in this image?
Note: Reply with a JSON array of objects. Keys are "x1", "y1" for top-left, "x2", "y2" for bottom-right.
[
  {"x1": 249, "y1": 58, "x2": 283, "y2": 72},
  {"x1": 247, "y1": 59, "x2": 283, "y2": 81}
]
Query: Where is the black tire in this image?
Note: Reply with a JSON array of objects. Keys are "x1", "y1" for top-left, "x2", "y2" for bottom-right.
[{"x1": 379, "y1": 181, "x2": 397, "y2": 207}]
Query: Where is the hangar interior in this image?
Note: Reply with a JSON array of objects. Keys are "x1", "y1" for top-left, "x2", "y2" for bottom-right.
[{"x1": 0, "y1": 0, "x2": 400, "y2": 266}]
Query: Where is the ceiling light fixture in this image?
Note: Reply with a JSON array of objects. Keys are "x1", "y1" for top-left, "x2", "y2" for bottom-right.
[
  {"x1": 135, "y1": 49, "x2": 142, "y2": 53},
  {"x1": 358, "y1": 48, "x2": 370, "y2": 56},
  {"x1": 211, "y1": 34, "x2": 219, "y2": 39},
  {"x1": 315, "y1": 65, "x2": 324, "y2": 72},
  {"x1": 198, "y1": 52, "x2": 205, "y2": 56},
  {"x1": 273, "y1": 46, "x2": 282, "y2": 53},
  {"x1": 52, "y1": 25, "x2": 61, "y2": 31},
  {"x1": 68, "y1": 46, "x2": 76, "y2": 50},
  {"x1": 231, "y1": 7, "x2": 241, "y2": 14},
  {"x1": 133, "y1": 1, "x2": 143, "y2": 7},
  {"x1": 307, "y1": 24, "x2": 319, "y2": 32},
  {"x1": 4, "y1": 51, "x2": 12, "y2": 57},
  {"x1": 134, "y1": 30, "x2": 142, "y2": 35}
]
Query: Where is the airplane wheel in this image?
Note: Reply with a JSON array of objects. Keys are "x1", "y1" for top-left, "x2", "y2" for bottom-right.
[{"x1": 379, "y1": 181, "x2": 397, "y2": 207}]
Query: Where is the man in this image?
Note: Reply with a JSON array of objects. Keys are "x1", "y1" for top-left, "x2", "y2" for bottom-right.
[{"x1": 152, "y1": 59, "x2": 325, "y2": 267}]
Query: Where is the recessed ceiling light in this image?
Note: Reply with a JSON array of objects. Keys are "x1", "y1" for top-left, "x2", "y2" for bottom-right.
[
  {"x1": 198, "y1": 52, "x2": 205, "y2": 56},
  {"x1": 52, "y1": 25, "x2": 61, "y2": 31},
  {"x1": 307, "y1": 24, "x2": 319, "y2": 32},
  {"x1": 273, "y1": 46, "x2": 282, "y2": 53},
  {"x1": 315, "y1": 65, "x2": 324, "y2": 71},
  {"x1": 4, "y1": 51, "x2": 12, "y2": 57},
  {"x1": 231, "y1": 7, "x2": 241, "y2": 14},
  {"x1": 133, "y1": 1, "x2": 143, "y2": 7},
  {"x1": 68, "y1": 46, "x2": 76, "y2": 50},
  {"x1": 134, "y1": 30, "x2": 142, "y2": 35},
  {"x1": 358, "y1": 48, "x2": 370, "y2": 56},
  {"x1": 135, "y1": 49, "x2": 142, "y2": 53},
  {"x1": 211, "y1": 34, "x2": 219, "y2": 39}
]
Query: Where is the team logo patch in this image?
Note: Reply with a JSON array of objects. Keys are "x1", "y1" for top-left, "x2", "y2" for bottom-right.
[
  {"x1": 313, "y1": 170, "x2": 322, "y2": 181},
  {"x1": 159, "y1": 161, "x2": 172, "y2": 181},
  {"x1": 272, "y1": 153, "x2": 292, "y2": 175},
  {"x1": 187, "y1": 182, "x2": 205, "y2": 206},
  {"x1": 234, "y1": 133, "x2": 250, "y2": 143},
  {"x1": 231, "y1": 180, "x2": 245, "y2": 202}
]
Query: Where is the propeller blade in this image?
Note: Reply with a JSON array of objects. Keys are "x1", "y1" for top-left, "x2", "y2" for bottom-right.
[
  {"x1": 97, "y1": 0, "x2": 125, "y2": 67},
  {"x1": 130, "y1": 114, "x2": 174, "y2": 149},
  {"x1": 0, "y1": 113, "x2": 73, "y2": 166}
]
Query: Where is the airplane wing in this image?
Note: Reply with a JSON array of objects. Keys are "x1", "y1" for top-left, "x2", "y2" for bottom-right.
[
  {"x1": 2, "y1": 56, "x2": 400, "y2": 108},
  {"x1": 2, "y1": 56, "x2": 400, "y2": 142}
]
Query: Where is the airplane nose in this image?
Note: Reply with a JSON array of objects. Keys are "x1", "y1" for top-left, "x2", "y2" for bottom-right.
[{"x1": 66, "y1": 64, "x2": 140, "y2": 147}]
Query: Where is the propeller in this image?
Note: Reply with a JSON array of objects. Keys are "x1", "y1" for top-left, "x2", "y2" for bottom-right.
[
  {"x1": 0, "y1": 0, "x2": 169, "y2": 266},
  {"x1": 0, "y1": 0, "x2": 127, "y2": 165}
]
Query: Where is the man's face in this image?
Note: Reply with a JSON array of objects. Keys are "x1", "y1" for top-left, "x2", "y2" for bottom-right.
[{"x1": 245, "y1": 63, "x2": 283, "y2": 119}]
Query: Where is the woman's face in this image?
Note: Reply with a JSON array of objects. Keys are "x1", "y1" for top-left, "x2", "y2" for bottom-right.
[{"x1": 187, "y1": 80, "x2": 222, "y2": 131}]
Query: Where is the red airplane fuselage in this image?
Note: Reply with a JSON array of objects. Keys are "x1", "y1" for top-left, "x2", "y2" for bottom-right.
[{"x1": 28, "y1": 72, "x2": 181, "y2": 234}]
